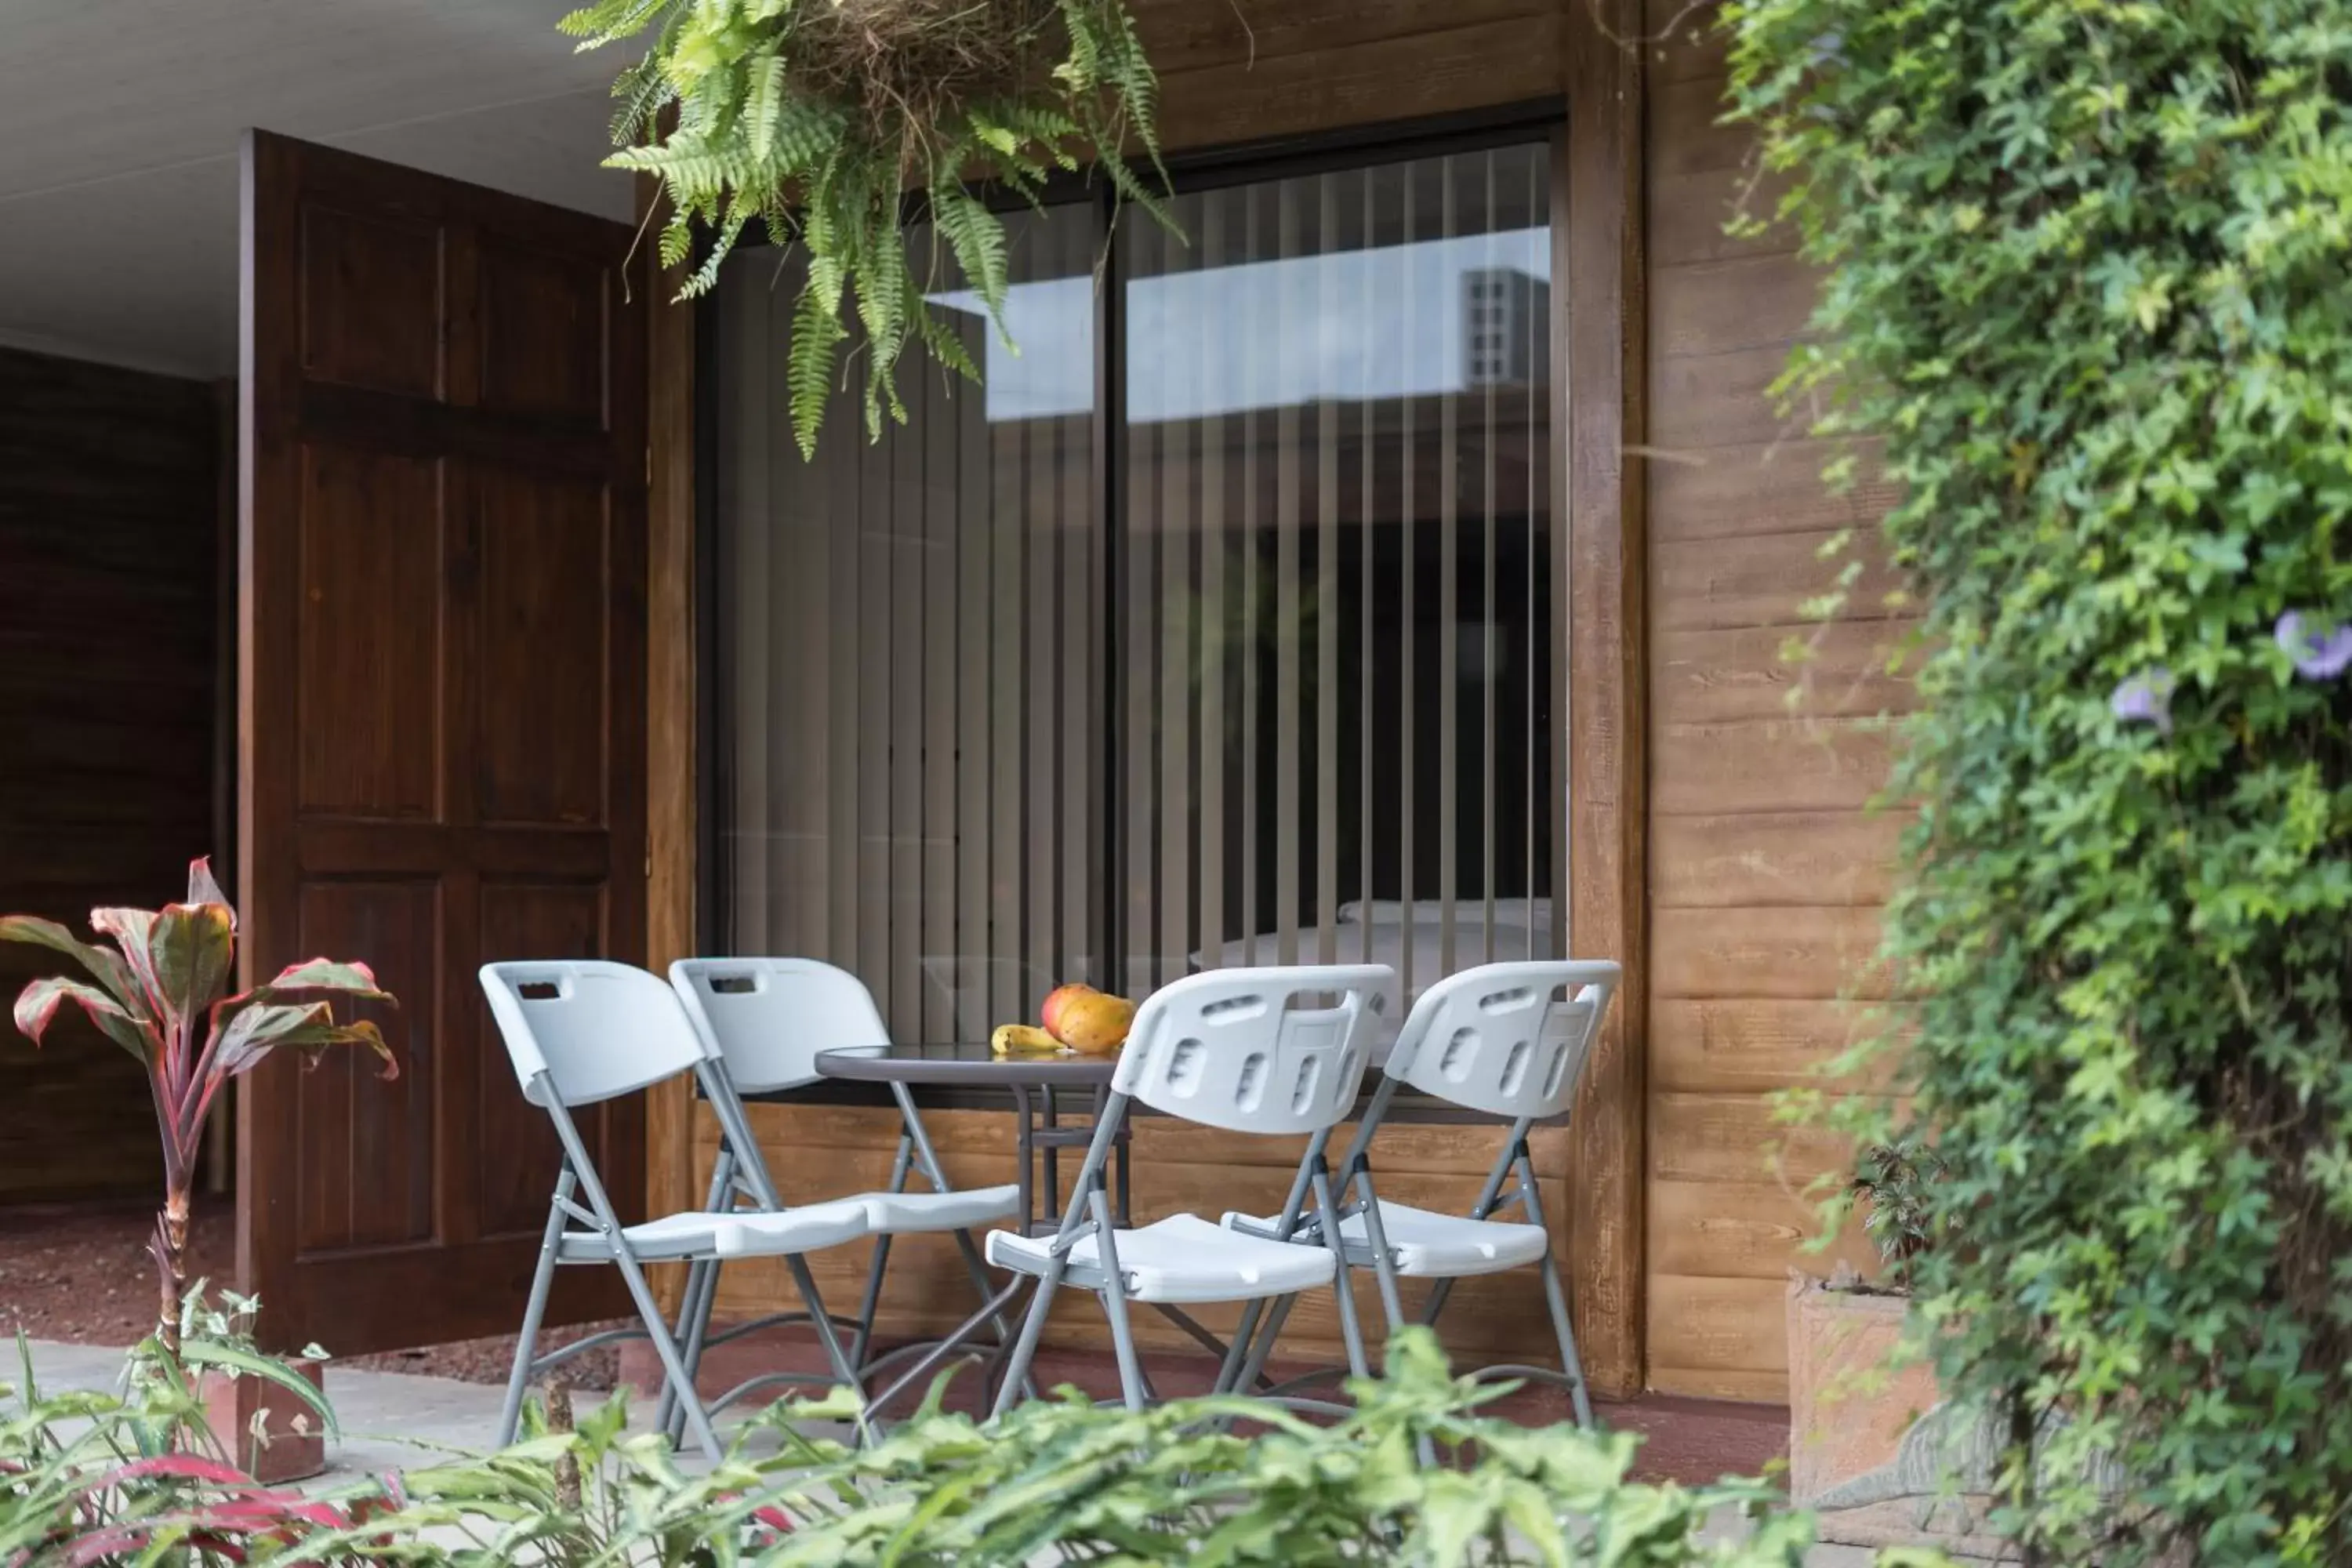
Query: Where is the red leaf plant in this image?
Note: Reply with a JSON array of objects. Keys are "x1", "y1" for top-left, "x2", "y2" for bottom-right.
[{"x1": 1, "y1": 858, "x2": 396, "y2": 1354}]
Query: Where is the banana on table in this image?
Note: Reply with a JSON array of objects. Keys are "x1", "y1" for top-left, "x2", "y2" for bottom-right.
[{"x1": 989, "y1": 1023, "x2": 1063, "y2": 1057}]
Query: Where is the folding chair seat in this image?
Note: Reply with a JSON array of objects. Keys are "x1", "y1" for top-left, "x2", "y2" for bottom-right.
[
  {"x1": 667, "y1": 958, "x2": 1022, "y2": 1417},
  {"x1": 1229, "y1": 1200, "x2": 1551, "y2": 1276},
  {"x1": 479, "y1": 960, "x2": 869, "y2": 1462},
  {"x1": 986, "y1": 1213, "x2": 1340, "y2": 1305},
  {"x1": 1221, "y1": 959, "x2": 1619, "y2": 1428},
  {"x1": 558, "y1": 1205, "x2": 868, "y2": 1264},
  {"x1": 985, "y1": 964, "x2": 1395, "y2": 1416}
]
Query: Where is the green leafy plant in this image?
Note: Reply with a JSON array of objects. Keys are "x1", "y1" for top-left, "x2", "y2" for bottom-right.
[
  {"x1": 1727, "y1": 0, "x2": 2352, "y2": 1561},
  {"x1": 1846, "y1": 1139, "x2": 1947, "y2": 1295},
  {"x1": 1, "y1": 1332, "x2": 346, "y2": 1565},
  {"x1": 6, "y1": 1329, "x2": 1824, "y2": 1566},
  {"x1": 565, "y1": 0, "x2": 1170, "y2": 456},
  {"x1": 1, "y1": 859, "x2": 396, "y2": 1356}
]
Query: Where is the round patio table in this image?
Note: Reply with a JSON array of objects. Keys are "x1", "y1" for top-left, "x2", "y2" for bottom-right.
[{"x1": 812, "y1": 1042, "x2": 1131, "y2": 1238}]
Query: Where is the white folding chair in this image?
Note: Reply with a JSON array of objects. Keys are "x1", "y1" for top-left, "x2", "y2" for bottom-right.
[
  {"x1": 985, "y1": 964, "x2": 1394, "y2": 1415},
  {"x1": 480, "y1": 960, "x2": 871, "y2": 1461},
  {"x1": 666, "y1": 958, "x2": 1024, "y2": 1424},
  {"x1": 1222, "y1": 959, "x2": 1620, "y2": 1427}
]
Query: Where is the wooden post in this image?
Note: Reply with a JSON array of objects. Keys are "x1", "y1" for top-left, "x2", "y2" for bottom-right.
[
  {"x1": 644, "y1": 171, "x2": 699, "y2": 1312},
  {"x1": 1560, "y1": 0, "x2": 1650, "y2": 1399}
]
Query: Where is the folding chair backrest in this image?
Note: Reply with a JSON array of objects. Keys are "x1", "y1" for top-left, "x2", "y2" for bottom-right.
[
  {"x1": 670, "y1": 956, "x2": 889, "y2": 1094},
  {"x1": 480, "y1": 960, "x2": 705, "y2": 1108},
  {"x1": 1381, "y1": 960, "x2": 1621, "y2": 1121},
  {"x1": 1112, "y1": 964, "x2": 1393, "y2": 1136}
]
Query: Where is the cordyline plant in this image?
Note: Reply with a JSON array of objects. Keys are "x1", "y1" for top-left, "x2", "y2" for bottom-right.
[
  {"x1": 1, "y1": 859, "x2": 395, "y2": 1356},
  {"x1": 563, "y1": 0, "x2": 1171, "y2": 456},
  {"x1": 1730, "y1": 0, "x2": 2352, "y2": 1561}
]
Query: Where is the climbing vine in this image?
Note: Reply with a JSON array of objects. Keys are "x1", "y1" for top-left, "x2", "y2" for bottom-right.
[{"x1": 1728, "y1": 1, "x2": 2352, "y2": 1561}]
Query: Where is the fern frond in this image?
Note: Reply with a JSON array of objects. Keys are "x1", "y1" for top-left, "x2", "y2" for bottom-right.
[
  {"x1": 786, "y1": 271, "x2": 848, "y2": 460},
  {"x1": 560, "y1": 0, "x2": 676, "y2": 48},
  {"x1": 931, "y1": 185, "x2": 1011, "y2": 343},
  {"x1": 915, "y1": 303, "x2": 983, "y2": 388}
]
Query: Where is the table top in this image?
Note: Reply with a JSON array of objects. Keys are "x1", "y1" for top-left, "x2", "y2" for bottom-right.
[{"x1": 813, "y1": 1040, "x2": 1121, "y2": 1087}]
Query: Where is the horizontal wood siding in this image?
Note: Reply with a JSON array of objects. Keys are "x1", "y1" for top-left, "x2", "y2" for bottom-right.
[
  {"x1": 1640, "y1": 0, "x2": 1907, "y2": 1399},
  {"x1": 0, "y1": 347, "x2": 220, "y2": 1202}
]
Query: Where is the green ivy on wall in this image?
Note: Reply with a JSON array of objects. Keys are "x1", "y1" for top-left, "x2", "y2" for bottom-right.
[{"x1": 1727, "y1": 1, "x2": 2352, "y2": 1561}]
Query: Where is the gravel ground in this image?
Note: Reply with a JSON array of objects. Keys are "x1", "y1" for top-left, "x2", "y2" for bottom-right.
[{"x1": 0, "y1": 1200, "x2": 623, "y2": 1388}]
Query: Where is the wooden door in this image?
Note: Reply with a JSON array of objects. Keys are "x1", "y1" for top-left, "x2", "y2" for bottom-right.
[{"x1": 236, "y1": 130, "x2": 648, "y2": 1355}]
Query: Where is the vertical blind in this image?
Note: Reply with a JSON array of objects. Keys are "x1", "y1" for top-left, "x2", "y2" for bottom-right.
[
  {"x1": 715, "y1": 204, "x2": 1100, "y2": 1043},
  {"x1": 713, "y1": 140, "x2": 1559, "y2": 1041}
]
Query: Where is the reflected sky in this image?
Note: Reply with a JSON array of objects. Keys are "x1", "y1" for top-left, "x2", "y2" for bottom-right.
[{"x1": 931, "y1": 226, "x2": 1549, "y2": 423}]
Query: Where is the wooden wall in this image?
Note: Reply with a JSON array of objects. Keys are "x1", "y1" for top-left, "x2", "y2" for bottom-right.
[
  {"x1": 0, "y1": 347, "x2": 223, "y2": 1203},
  {"x1": 650, "y1": 0, "x2": 1904, "y2": 1404},
  {"x1": 1640, "y1": 0, "x2": 1905, "y2": 1400}
]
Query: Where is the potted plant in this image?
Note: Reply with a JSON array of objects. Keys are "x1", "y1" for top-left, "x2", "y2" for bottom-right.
[
  {"x1": 1786, "y1": 1136, "x2": 2016, "y2": 1555},
  {"x1": 2, "y1": 857, "x2": 393, "y2": 1475},
  {"x1": 176, "y1": 1285, "x2": 332, "y2": 1484},
  {"x1": 564, "y1": 0, "x2": 1171, "y2": 457}
]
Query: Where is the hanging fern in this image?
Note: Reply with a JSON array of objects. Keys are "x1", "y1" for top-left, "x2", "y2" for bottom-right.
[{"x1": 562, "y1": 0, "x2": 1171, "y2": 456}]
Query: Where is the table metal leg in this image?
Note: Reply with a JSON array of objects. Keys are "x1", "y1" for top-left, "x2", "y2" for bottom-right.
[
  {"x1": 1041, "y1": 1083, "x2": 1060, "y2": 1229},
  {"x1": 1011, "y1": 1083, "x2": 1036, "y2": 1234}
]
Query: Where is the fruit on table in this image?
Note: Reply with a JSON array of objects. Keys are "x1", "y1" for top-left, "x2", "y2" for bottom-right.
[
  {"x1": 990, "y1": 1023, "x2": 1062, "y2": 1058},
  {"x1": 1040, "y1": 983, "x2": 1138, "y2": 1054}
]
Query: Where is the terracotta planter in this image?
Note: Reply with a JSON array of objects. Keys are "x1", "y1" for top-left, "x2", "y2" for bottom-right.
[
  {"x1": 1786, "y1": 1275, "x2": 2013, "y2": 1559},
  {"x1": 201, "y1": 1359, "x2": 328, "y2": 1484}
]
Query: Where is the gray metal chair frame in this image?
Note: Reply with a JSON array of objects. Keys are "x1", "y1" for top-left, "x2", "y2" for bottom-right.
[
  {"x1": 481, "y1": 961, "x2": 867, "y2": 1462},
  {"x1": 984, "y1": 965, "x2": 1396, "y2": 1417},
  {"x1": 662, "y1": 957, "x2": 1029, "y2": 1433},
  {"x1": 1226, "y1": 960, "x2": 1620, "y2": 1429},
  {"x1": 657, "y1": 1065, "x2": 1025, "y2": 1436}
]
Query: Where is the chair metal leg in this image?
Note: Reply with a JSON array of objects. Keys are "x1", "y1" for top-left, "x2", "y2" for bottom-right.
[
  {"x1": 1088, "y1": 1186, "x2": 1149, "y2": 1411},
  {"x1": 1515, "y1": 1144, "x2": 1592, "y2": 1429},
  {"x1": 652, "y1": 1258, "x2": 699, "y2": 1439},
  {"x1": 1351, "y1": 1168, "x2": 1410, "y2": 1334},
  {"x1": 1538, "y1": 1251, "x2": 1593, "y2": 1430},
  {"x1": 786, "y1": 1254, "x2": 861, "y2": 1392},
  {"x1": 849, "y1": 1234, "x2": 895, "y2": 1375},
  {"x1": 497, "y1": 1185, "x2": 568, "y2": 1448},
  {"x1": 607, "y1": 1243, "x2": 725, "y2": 1462},
  {"x1": 1231, "y1": 1291, "x2": 1298, "y2": 1396},
  {"x1": 1214, "y1": 1300, "x2": 1267, "y2": 1396},
  {"x1": 848, "y1": 1134, "x2": 916, "y2": 1372},
  {"x1": 664, "y1": 1256, "x2": 723, "y2": 1448},
  {"x1": 990, "y1": 1254, "x2": 1067, "y2": 1419},
  {"x1": 1308, "y1": 1163, "x2": 1370, "y2": 1383},
  {"x1": 864, "y1": 1276, "x2": 1031, "y2": 1419}
]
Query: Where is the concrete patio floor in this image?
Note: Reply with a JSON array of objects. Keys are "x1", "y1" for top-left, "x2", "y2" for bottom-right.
[{"x1": 16, "y1": 1338, "x2": 1896, "y2": 1564}]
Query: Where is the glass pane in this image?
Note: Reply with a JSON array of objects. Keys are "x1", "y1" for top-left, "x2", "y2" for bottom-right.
[
  {"x1": 712, "y1": 204, "x2": 1101, "y2": 1040},
  {"x1": 1115, "y1": 144, "x2": 1557, "y2": 1011}
]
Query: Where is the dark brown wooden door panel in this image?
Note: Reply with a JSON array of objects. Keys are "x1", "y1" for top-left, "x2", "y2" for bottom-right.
[
  {"x1": 295, "y1": 447, "x2": 444, "y2": 820},
  {"x1": 299, "y1": 205, "x2": 445, "y2": 397},
  {"x1": 293, "y1": 877, "x2": 439, "y2": 1254},
  {"x1": 239, "y1": 129, "x2": 648, "y2": 1354},
  {"x1": 473, "y1": 467, "x2": 612, "y2": 828}
]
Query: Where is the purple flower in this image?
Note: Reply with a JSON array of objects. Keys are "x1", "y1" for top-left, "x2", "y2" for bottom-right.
[
  {"x1": 2275, "y1": 611, "x2": 2352, "y2": 680},
  {"x1": 2111, "y1": 669, "x2": 2175, "y2": 735}
]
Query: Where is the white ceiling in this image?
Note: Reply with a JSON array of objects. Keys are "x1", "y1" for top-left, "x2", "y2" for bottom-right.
[{"x1": 0, "y1": 0, "x2": 640, "y2": 379}]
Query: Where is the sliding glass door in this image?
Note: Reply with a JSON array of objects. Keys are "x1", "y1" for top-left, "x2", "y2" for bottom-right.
[{"x1": 710, "y1": 133, "x2": 1559, "y2": 1040}]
